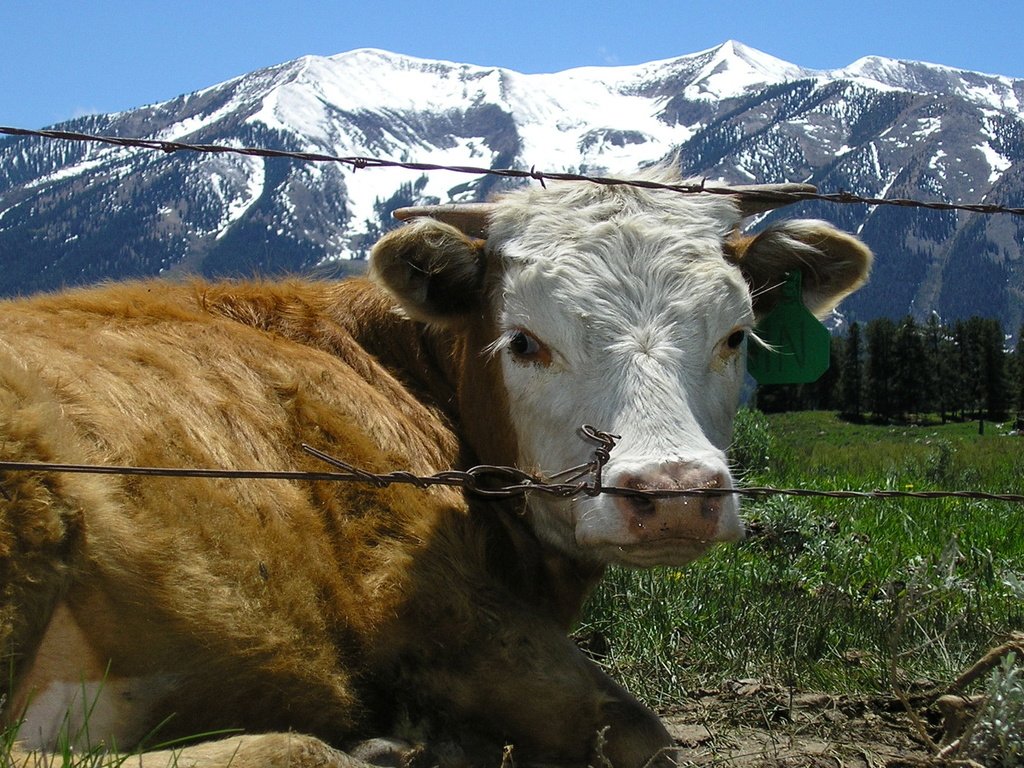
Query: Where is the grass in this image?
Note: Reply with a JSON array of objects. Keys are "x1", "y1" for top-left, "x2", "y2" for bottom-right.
[
  {"x1": 966, "y1": 651, "x2": 1024, "y2": 765},
  {"x1": 0, "y1": 673, "x2": 238, "y2": 767},
  {"x1": 578, "y1": 410, "x2": 1024, "y2": 706}
]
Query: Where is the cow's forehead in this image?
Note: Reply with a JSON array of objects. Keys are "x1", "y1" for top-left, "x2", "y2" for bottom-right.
[
  {"x1": 487, "y1": 181, "x2": 743, "y2": 254},
  {"x1": 486, "y1": 183, "x2": 752, "y2": 340}
]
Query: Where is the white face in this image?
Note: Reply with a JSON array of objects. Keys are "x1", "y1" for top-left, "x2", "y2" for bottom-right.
[{"x1": 486, "y1": 189, "x2": 748, "y2": 567}]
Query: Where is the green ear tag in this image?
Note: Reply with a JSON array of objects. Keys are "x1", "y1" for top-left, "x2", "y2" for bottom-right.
[{"x1": 747, "y1": 272, "x2": 831, "y2": 385}]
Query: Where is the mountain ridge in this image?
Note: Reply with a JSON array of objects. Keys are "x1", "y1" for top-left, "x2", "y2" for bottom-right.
[{"x1": 1, "y1": 41, "x2": 1021, "y2": 332}]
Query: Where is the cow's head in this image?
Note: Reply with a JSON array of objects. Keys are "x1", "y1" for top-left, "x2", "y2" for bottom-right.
[{"x1": 371, "y1": 172, "x2": 871, "y2": 568}]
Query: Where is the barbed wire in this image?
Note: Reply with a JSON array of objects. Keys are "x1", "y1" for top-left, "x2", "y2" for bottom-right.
[
  {"x1": 2, "y1": 125, "x2": 1022, "y2": 218},
  {"x1": 1, "y1": 425, "x2": 1021, "y2": 504},
  {"x1": 1, "y1": 128, "x2": 1021, "y2": 507}
]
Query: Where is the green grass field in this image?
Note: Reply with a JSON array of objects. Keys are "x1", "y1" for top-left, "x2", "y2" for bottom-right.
[{"x1": 579, "y1": 410, "x2": 1024, "y2": 706}]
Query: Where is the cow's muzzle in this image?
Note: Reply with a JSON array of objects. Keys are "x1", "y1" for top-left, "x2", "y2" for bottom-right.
[{"x1": 612, "y1": 460, "x2": 742, "y2": 542}]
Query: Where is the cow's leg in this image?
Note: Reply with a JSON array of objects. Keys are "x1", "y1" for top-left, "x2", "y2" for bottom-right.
[
  {"x1": 8, "y1": 733, "x2": 377, "y2": 768},
  {"x1": 400, "y1": 609, "x2": 674, "y2": 768},
  {"x1": 0, "y1": 481, "x2": 84, "y2": 703},
  {"x1": 0, "y1": 359, "x2": 98, "y2": 719}
]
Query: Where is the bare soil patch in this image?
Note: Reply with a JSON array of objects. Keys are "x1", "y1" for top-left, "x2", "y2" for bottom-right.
[{"x1": 662, "y1": 681, "x2": 932, "y2": 767}]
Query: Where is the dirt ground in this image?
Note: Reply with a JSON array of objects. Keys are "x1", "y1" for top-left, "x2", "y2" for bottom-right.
[{"x1": 660, "y1": 681, "x2": 936, "y2": 767}]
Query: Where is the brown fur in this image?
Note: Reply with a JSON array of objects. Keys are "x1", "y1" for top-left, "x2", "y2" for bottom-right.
[{"x1": 0, "y1": 278, "x2": 666, "y2": 768}]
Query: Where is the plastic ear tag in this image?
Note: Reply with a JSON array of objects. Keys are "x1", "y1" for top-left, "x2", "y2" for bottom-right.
[{"x1": 747, "y1": 272, "x2": 831, "y2": 385}]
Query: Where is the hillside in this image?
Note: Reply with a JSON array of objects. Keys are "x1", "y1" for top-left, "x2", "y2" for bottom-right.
[{"x1": 1, "y1": 41, "x2": 1022, "y2": 329}]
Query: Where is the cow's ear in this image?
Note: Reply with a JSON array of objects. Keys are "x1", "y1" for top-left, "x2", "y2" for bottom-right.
[
  {"x1": 726, "y1": 220, "x2": 872, "y2": 319},
  {"x1": 370, "y1": 218, "x2": 488, "y2": 325}
]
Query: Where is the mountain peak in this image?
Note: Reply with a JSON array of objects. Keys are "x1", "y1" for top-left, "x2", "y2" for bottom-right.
[
  {"x1": 836, "y1": 54, "x2": 1023, "y2": 111},
  {"x1": 682, "y1": 40, "x2": 807, "y2": 99}
]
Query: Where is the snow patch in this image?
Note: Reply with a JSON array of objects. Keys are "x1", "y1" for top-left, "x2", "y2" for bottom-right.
[
  {"x1": 155, "y1": 100, "x2": 242, "y2": 142},
  {"x1": 342, "y1": 136, "x2": 494, "y2": 231},
  {"x1": 24, "y1": 157, "x2": 109, "y2": 188},
  {"x1": 203, "y1": 155, "x2": 266, "y2": 240},
  {"x1": 913, "y1": 117, "x2": 942, "y2": 139},
  {"x1": 975, "y1": 141, "x2": 1012, "y2": 184},
  {"x1": 242, "y1": 45, "x2": 709, "y2": 214}
]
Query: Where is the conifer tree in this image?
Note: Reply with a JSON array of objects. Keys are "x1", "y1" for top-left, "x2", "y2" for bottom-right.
[
  {"x1": 839, "y1": 322, "x2": 863, "y2": 419},
  {"x1": 951, "y1": 320, "x2": 977, "y2": 419},
  {"x1": 924, "y1": 314, "x2": 952, "y2": 422},
  {"x1": 980, "y1": 318, "x2": 1010, "y2": 421},
  {"x1": 1016, "y1": 324, "x2": 1024, "y2": 419},
  {"x1": 865, "y1": 318, "x2": 896, "y2": 420},
  {"x1": 814, "y1": 335, "x2": 844, "y2": 410},
  {"x1": 953, "y1": 318, "x2": 1010, "y2": 421},
  {"x1": 893, "y1": 316, "x2": 929, "y2": 419}
]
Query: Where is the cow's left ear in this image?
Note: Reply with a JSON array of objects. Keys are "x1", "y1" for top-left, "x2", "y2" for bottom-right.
[
  {"x1": 370, "y1": 218, "x2": 488, "y2": 325},
  {"x1": 726, "y1": 220, "x2": 873, "y2": 318}
]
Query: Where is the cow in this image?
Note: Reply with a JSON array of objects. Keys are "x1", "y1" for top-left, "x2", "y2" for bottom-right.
[{"x1": 0, "y1": 169, "x2": 871, "y2": 768}]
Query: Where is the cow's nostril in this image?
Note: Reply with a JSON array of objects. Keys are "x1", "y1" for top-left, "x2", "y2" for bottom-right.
[
  {"x1": 614, "y1": 474, "x2": 659, "y2": 520},
  {"x1": 622, "y1": 493, "x2": 656, "y2": 518}
]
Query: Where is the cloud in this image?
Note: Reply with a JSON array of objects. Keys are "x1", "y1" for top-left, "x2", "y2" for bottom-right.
[{"x1": 597, "y1": 46, "x2": 620, "y2": 66}]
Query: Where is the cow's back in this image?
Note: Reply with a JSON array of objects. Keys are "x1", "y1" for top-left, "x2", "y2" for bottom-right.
[{"x1": 0, "y1": 280, "x2": 464, "y2": 745}]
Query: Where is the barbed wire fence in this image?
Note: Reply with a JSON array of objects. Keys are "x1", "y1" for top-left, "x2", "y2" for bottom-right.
[
  {"x1": 0, "y1": 427, "x2": 1021, "y2": 504},
  {"x1": 0, "y1": 125, "x2": 1022, "y2": 505},
  {"x1": 3, "y1": 125, "x2": 1024, "y2": 217}
]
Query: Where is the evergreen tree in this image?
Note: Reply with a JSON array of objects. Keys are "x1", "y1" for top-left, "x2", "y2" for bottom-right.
[
  {"x1": 865, "y1": 318, "x2": 897, "y2": 420},
  {"x1": 1016, "y1": 325, "x2": 1024, "y2": 419},
  {"x1": 839, "y1": 322, "x2": 863, "y2": 419},
  {"x1": 951, "y1": 320, "x2": 979, "y2": 419},
  {"x1": 754, "y1": 383, "x2": 803, "y2": 412},
  {"x1": 924, "y1": 314, "x2": 953, "y2": 423},
  {"x1": 952, "y1": 318, "x2": 1010, "y2": 421},
  {"x1": 754, "y1": 315, "x2": 1011, "y2": 421},
  {"x1": 893, "y1": 316, "x2": 929, "y2": 419},
  {"x1": 813, "y1": 335, "x2": 844, "y2": 410},
  {"x1": 979, "y1": 318, "x2": 1010, "y2": 420}
]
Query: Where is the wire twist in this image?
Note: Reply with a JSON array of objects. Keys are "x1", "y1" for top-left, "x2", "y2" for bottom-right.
[{"x1": 0, "y1": 425, "x2": 1020, "y2": 504}]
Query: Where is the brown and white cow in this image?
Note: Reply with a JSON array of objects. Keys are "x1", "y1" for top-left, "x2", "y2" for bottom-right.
[{"x1": 0, "y1": 171, "x2": 871, "y2": 768}]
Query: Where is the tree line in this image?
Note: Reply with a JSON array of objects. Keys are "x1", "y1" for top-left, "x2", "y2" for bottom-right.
[{"x1": 755, "y1": 316, "x2": 1024, "y2": 424}]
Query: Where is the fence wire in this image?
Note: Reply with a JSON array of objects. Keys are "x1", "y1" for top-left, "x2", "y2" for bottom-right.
[
  {"x1": 0, "y1": 427, "x2": 1021, "y2": 504},
  {"x1": 0, "y1": 127, "x2": 1021, "y2": 506},
  {"x1": 2, "y1": 125, "x2": 1023, "y2": 217}
]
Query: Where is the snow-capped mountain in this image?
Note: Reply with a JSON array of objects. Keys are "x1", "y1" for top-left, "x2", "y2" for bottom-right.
[{"x1": 1, "y1": 40, "x2": 1022, "y2": 331}]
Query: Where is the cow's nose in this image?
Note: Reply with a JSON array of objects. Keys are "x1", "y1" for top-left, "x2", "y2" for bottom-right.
[{"x1": 611, "y1": 461, "x2": 735, "y2": 542}]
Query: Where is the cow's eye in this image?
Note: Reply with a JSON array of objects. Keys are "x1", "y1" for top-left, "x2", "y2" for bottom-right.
[
  {"x1": 714, "y1": 328, "x2": 747, "y2": 368},
  {"x1": 507, "y1": 329, "x2": 552, "y2": 367}
]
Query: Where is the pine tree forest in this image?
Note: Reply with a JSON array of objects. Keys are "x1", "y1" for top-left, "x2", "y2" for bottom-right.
[{"x1": 754, "y1": 316, "x2": 1024, "y2": 425}]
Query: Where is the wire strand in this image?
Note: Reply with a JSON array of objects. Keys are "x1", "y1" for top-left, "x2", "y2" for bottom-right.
[
  {"x1": 3, "y1": 126, "x2": 1022, "y2": 217},
  {"x1": 1, "y1": 457, "x2": 1020, "y2": 504}
]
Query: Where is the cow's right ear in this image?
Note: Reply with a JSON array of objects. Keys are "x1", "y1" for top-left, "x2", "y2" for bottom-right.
[
  {"x1": 726, "y1": 220, "x2": 873, "y2": 319},
  {"x1": 370, "y1": 218, "x2": 488, "y2": 325}
]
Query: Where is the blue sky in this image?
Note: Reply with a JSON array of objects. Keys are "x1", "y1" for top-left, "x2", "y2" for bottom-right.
[{"x1": 4, "y1": 0, "x2": 1024, "y2": 130}]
